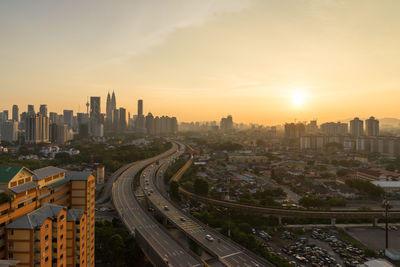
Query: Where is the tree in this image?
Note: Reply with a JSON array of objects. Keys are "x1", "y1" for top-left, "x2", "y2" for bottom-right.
[
  {"x1": 169, "y1": 181, "x2": 180, "y2": 200},
  {"x1": 194, "y1": 178, "x2": 209, "y2": 196}
]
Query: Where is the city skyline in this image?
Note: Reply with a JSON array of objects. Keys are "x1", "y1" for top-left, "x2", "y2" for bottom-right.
[{"x1": 2, "y1": 1, "x2": 400, "y2": 124}]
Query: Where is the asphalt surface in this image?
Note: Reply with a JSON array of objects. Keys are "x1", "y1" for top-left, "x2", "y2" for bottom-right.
[
  {"x1": 112, "y1": 143, "x2": 202, "y2": 267},
  {"x1": 141, "y1": 145, "x2": 273, "y2": 267}
]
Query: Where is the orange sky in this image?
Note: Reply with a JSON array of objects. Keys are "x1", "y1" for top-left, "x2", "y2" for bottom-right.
[{"x1": 1, "y1": 0, "x2": 400, "y2": 125}]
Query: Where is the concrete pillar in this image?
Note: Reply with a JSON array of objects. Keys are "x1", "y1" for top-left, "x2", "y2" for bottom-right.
[
  {"x1": 278, "y1": 216, "x2": 282, "y2": 225},
  {"x1": 331, "y1": 218, "x2": 336, "y2": 226},
  {"x1": 373, "y1": 218, "x2": 379, "y2": 227},
  {"x1": 163, "y1": 216, "x2": 168, "y2": 226}
]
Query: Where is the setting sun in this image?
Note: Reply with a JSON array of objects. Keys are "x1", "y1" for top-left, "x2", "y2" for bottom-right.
[{"x1": 291, "y1": 91, "x2": 307, "y2": 107}]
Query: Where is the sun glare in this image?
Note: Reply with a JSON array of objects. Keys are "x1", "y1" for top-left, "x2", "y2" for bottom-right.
[{"x1": 291, "y1": 91, "x2": 307, "y2": 107}]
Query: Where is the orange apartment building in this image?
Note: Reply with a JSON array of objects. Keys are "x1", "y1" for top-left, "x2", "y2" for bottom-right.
[{"x1": 0, "y1": 166, "x2": 95, "y2": 267}]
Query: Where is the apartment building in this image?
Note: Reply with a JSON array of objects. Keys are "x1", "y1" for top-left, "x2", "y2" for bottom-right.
[{"x1": 0, "y1": 166, "x2": 95, "y2": 267}]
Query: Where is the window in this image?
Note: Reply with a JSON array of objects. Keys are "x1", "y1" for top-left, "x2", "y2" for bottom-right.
[
  {"x1": 45, "y1": 246, "x2": 48, "y2": 251},
  {"x1": 45, "y1": 224, "x2": 49, "y2": 229},
  {"x1": 8, "y1": 242, "x2": 13, "y2": 249},
  {"x1": 17, "y1": 202, "x2": 24, "y2": 208},
  {"x1": 60, "y1": 234, "x2": 63, "y2": 240},
  {"x1": 50, "y1": 198, "x2": 54, "y2": 203},
  {"x1": 9, "y1": 230, "x2": 14, "y2": 235},
  {"x1": 8, "y1": 252, "x2": 13, "y2": 259},
  {"x1": 60, "y1": 253, "x2": 63, "y2": 259},
  {"x1": 60, "y1": 215, "x2": 64, "y2": 221},
  {"x1": 60, "y1": 224, "x2": 63, "y2": 230},
  {"x1": 60, "y1": 244, "x2": 63, "y2": 250},
  {"x1": 45, "y1": 257, "x2": 48, "y2": 262},
  {"x1": 45, "y1": 235, "x2": 49, "y2": 241}
]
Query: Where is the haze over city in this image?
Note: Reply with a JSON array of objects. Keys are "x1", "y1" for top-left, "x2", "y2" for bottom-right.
[{"x1": 1, "y1": 0, "x2": 400, "y2": 124}]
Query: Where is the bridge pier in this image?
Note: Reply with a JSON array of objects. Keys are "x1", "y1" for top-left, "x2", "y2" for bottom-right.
[
  {"x1": 373, "y1": 218, "x2": 379, "y2": 227},
  {"x1": 331, "y1": 218, "x2": 336, "y2": 226}
]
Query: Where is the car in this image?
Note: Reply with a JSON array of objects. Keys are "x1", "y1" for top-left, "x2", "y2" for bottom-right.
[
  {"x1": 205, "y1": 234, "x2": 214, "y2": 241},
  {"x1": 164, "y1": 206, "x2": 169, "y2": 211},
  {"x1": 180, "y1": 217, "x2": 185, "y2": 222}
]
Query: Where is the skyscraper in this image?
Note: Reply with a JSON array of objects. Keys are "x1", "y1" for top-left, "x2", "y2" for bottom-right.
[
  {"x1": 365, "y1": 116, "x2": 379, "y2": 136},
  {"x1": 119, "y1": 108, "x2": 127, "y2": 131},
  {"x1": 12, "y1": 105, "x2": 19, "y2": 122},
  {"x1": 350, "y1": 117, "x2": 364, "y2": 137},
  {"x1": 106, "y1": 91, "x2": 112, "y2": 121},
  {"x1": 63, "y1": 110, "x2": 73, "y2": 127},
  {"x1": 138, "y1": 99, "x2": 143, "y2": 116},
  {"x1": 39, "y1": 104, "x2": 48, "y2": 117},
  {"x1": 27, "y1": 104, "x2": 35, "y2": 115},
  {"x1": 111, "y1": 91, "x2": 116, "y2": 110},
  {"x1": 25, "y1": 113, "x2": 49, "y2": 144},
  {"x1": 90, "y1": 97, "x2": 101, "y2": 120},
  {"x1": 2, "y1": 110, "x2": 8, "y2": 121},
  {"x1": 1, "y1": 120, "x2": 18, "y2": 142}
]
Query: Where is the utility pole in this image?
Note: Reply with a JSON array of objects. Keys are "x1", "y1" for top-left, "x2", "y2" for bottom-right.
[{"x1": 383, "y1": 196, "x2": 390, "y2": 250}]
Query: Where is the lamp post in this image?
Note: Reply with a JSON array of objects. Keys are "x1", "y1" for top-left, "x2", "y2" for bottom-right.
[{"x1": 383, "y1": 198, "x2": 390, "y2": 250}]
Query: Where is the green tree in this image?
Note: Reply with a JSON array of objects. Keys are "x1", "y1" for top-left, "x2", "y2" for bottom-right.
[
  {"x1": 194, "y1": 178, "x2": 209, "y2": 196},
  {"x1": 169, "y1": 181, "x2": 181, "y2": 200}
]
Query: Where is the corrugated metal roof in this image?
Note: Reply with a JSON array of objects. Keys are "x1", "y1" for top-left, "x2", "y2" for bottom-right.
[
  {"x1": 372, "y1": 181, "x2": 400, "y2": 188},
  {"x1": 9, "y1": 181, "x2": 38, "y2": 194},
  {"x1": 7, "y1": 204, "x2": 64, "y2": 229},
  {"x1": 47, "y1": 178, "x2": 70, "y2": 188},
  {"x1": 66, "y1": 171, "x2": 92, "y2": 181},
  {"x1": 33, "y1": 166, "x2": 66, "y2": 181}
]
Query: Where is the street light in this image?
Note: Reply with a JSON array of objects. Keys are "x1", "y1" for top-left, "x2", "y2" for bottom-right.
[{"x1": 382, "y1": 198, "x2": 390, "y2": 250}]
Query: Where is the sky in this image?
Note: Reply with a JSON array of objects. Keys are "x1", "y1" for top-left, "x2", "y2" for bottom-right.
[{"x1": 1, "y1": 0, "x2": 400, "y2": 125}]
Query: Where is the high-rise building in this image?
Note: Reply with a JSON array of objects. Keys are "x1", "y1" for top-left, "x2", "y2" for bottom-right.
[
  {"x1": 27, "y1": 105, "x2": 35, "y2": 116},
  {"x1": 284, "y1": 122, "x2": 306, "y2": 139},
  {"x1": 111, "y1": 91, "x2": 116, "y2": 110},
  {"x1": 1, "y1": 120, "x2": 18, "y2": 142},
  {"x1": 145, "y1": 113, "x2": 154, "y2": 134},
  {"x1": 25, "y1": 114, "x2": 49, "y2": 144},
  {"x1": 2, "y1": 110, "x2": 8, "y2": 121},
  {"x1": 39, "y1": 104, "x2": 48, "y2": 117},
  {"x1": 49, "y1": 112, "x2": 58, "y2": 123},
  {"x1": 90, "y1": 97, "x2": 100, "y2": 120},
  {"x1": 12, "y1": 105, "x2": 18, "y2": 122},
  {"x1": 63, "y1": 110, "x2": 73, "y2": 127},
  {"x1": 365, "y1": 116, "x2": 379, "y2": 136},
  {"x1": 119, "y1": 108, "x2": 127, "y2": 131},
  {"x1": 220, "y1": 115, "x2": 233, "y2": 131},
  {"x1": 350, "y1": 117, "x2": 364, "y2": 137},
  {"x1": 106, "y1": 91, "x2": 112, "y2": 125},
  {"x1": 320, "y1": 122, "x2": 348, "y2": 136},
  {"x1": 138, "y1": 99, "x2": 143, "y2": 116}
]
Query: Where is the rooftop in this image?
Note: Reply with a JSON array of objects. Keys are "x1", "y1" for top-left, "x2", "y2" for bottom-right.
[
  {"x1": 7, "y1": 204, "x2": 65, "y2": 229},
  {"x1": 67, "y1": 209, "x2": 85, "y2": 222},
  {"x1": 0, "y1": 166, "x2": 23, "y2": 183},
  {"x1": 66, "y1": 171, "x2": 93, "y2": 181},
  {"x1": 33, "y1": 166, "x2": 66, "y2": 181}
]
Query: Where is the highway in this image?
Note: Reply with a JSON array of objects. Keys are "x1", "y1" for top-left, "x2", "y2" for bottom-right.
[
  {"x1": 112, "y1": 143, "x2": 202, "y2": 267},
  {"x1": 141, "y1": 143, "x2": 274, "y2": 267}
]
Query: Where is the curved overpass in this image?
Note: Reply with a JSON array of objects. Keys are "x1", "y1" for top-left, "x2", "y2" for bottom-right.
[
  {"x1": 142, "y1": 142, "x2": 274, "y2": 267},
  {"x1": 112, "y1": 143, "x2": 202, "y2": 267}
]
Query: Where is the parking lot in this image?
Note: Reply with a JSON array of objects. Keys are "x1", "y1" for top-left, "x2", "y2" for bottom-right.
[{"x1": 346, "y1": 227, "x2": 400, "y2": 251}]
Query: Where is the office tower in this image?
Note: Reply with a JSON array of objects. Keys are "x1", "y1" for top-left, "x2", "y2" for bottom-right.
[
  {"x1": 12, "y1": 105, "x2": 18, "y2": 122},
  {"x1": 27, "y1": 104, "x2": 35, "y2": 115},
  {"x1": 63, "y1": 110, "x2": 73, "y2": 127},
  {"x1": 119, "y1": 108, "x2": 127, "y2": 131},
  {"x1": 1, "y1": 120, "x2": 18, "y2": 142},
  {"x1": 154, "y1": 116, "x2": 161, "y2": 135},
  {"x1": 90, "y1": 97, "x2": 100, "y2": 120},
  {"x1": 138, "y1": 99, "x2": 143, "y2": 116},
  {"x1": 2, "y1": 110, "x2": 8, "y2": 121},
  {"x1": 19, "y1": 112, "x2": 27, "y2": 131},
  {"x1": 350, "y1": 117, "x2": 364, "y2": 137},
  {"x1": 365, "y1": 116, "x2": 379, "y2": 136},
  {"x1": 1, "y1": 166, "x2": 95, "y2": 266},
  {"x1": 49, "y1": 112, "x2": 57, "y2": 123},
  {"x1": 39, "y1": 104, "x2": 48, "y2": 117},
  {"x1": 106, "y1": 91, "x2": 112, "y2": 123},
  {"x1": 320, "y1": 122, "x2": 348, "y2": 136},
  {"x1": 25, "y1": 114, "x2": 49, "y2": 144},
  {"x1": 111, "y1": 91, "x2": 116, "y2": 110},
  {"x1": 145, "y1": 113, "x2": 154, "y2": 134}
]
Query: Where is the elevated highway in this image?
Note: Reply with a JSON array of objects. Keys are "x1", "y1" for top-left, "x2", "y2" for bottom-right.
[
  {"x1": 112, "y1": 143, "x2": 202, "y2": 267},
  {"x1": 141, "y1": 143, "x2": 274, "y2": 267}
]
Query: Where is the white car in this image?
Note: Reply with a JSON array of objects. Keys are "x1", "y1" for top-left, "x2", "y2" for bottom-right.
[{"x1": 205, "y1": 234, "x2": 214, "y2": 241}]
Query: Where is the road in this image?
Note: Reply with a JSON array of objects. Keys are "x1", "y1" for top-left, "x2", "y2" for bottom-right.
[
  {"x1": 112, "y1": 143, "x2": 202, "y2": 267},
  {"x1": 141, "y1": 144, "x2": 274, "y2": 267}
]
